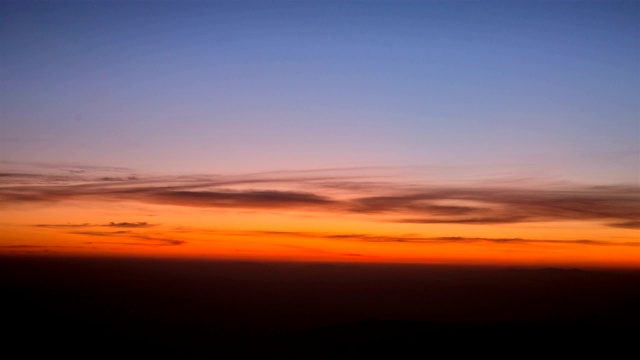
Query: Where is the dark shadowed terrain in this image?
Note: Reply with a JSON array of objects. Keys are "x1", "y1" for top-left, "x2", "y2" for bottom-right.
[{"x1": 2, "y1": 256, "x2": 639, "y2": 358}]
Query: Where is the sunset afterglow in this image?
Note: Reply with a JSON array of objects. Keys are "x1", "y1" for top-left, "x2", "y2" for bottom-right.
[
  {"x1": 1, "y1": 1, "x2": 638, "y2": 269},
  {"x1": 1, "y1": 164, "x2": 638, "y2": 268}
]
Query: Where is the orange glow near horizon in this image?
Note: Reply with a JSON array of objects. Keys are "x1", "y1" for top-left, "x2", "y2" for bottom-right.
[
  {"x1": 1, "y1": 167, "x2": 638, "y2": 270},
  {"x1": 2, "y1": 1, "x2": 639, "y2": 275},
  {"x1": 1, "y1": 204, "x2": 640, "y2": 268}
]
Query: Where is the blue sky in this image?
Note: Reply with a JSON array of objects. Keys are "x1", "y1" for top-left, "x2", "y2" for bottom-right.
[{"x1": 1, "y1": 0, "x2": 638, "y2": 183}]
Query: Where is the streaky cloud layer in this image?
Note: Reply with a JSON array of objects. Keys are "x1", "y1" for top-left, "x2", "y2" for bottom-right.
[
  {"x1": 1, "y1": 164, "x2": 638, "y2": 267},
  {"x1": 1, "y1": 167, "x2": 638, "y2": 229}
]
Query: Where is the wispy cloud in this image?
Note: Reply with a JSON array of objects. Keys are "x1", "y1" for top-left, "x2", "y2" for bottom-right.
[
  {"x1": 69, "y1": 230, "x2": 185, "y2": 246},
  {"x1": 70, "y1": 230, "x2": 133, "y2": 236},
  {"x1": 0, "y1": 245, "x2": 52, "y2": 249},
  {"x1": 145, "y1": 190, "x2": 336, "y2": 209},
  {"x1": 2, "y1": 166, "x2": 638, "y2": 229},
  {"x1": 35, "y1": 222, "x2": 156, "y2": 228},
  {"x1": 33, "y1": 222, "x2": 182, "y2": 246},
  {"x1": 22, "y1": 222, "x2": 640, "y2": 251},
  {"x1": 608, "y1": 220, "x2": 640, "y2": 229},
  {"x1": 0, "y1": 245, "x2": 87, "y2": 254},
  {"x1": 348, "y1": 185, "x2": 640, "y2": 228},
  {"x1": 206, "y1": 229, "x2": 640, "y2": 247},
  {"x1": 107, "y1": 222, "x2": 154, "y2": 228}
]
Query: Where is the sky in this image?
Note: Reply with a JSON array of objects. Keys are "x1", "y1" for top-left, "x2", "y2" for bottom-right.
[{"x1": 1, "y1": 0, "x2": 639, "y2": 269}]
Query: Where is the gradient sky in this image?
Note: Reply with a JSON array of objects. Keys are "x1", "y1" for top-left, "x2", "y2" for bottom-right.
[{"x1": 1, "y1": 1, "x2": 639, "y2": 268}]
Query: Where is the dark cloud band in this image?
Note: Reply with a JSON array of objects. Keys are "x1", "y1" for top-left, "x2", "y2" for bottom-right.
[{"x1": 2, "y1": 169, "x2": 638, "y2": 229}]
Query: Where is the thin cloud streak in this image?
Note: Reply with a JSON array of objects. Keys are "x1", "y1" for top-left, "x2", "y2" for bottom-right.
[
  {"x1": 35, "y1": 222, "x2": 156, "y2": 228},
  {"x1": 69, "y1": 231, "x2": 185, "y2": 246},
  {"x1": 146, "y1": 190, "x2": 335, "y2": 209},
  {"x1": 23, "y1": 223, "x2": 640, "y2": 251},
  {"x1": 171, "y1": 228, "x2": 639, "y2": 247},
  {"x1": 234, "y1": 230, "x2": 640, "y2": 247},
  {"x1": 32, "y1": 222, "x2": 184, "y2": 246},
  {"x1": 608, "y1": 221, "x2": 640, "y2": 229},
  {"x1": 2, "y1": 168, "x2": 638, "y2": 229}
]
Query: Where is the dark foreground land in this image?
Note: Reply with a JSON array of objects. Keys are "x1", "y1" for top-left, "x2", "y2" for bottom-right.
[{"x1": 2, "y1": 256, "x2": 639, "y2": 358}]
